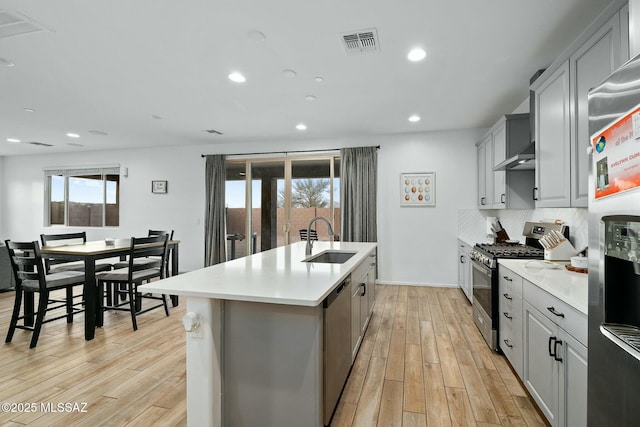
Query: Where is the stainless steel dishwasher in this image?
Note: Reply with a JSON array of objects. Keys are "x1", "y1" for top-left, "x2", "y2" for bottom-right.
[{"x1": 324, "y1": 277, "x2": 352, "y2": 425}]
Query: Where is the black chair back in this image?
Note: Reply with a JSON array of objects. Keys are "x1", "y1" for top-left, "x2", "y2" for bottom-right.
[
  {"x1": 127, "y1": 235, "x2": 169, "y2": 280},
  {"x1": 5, "y1": 240, "x2": 47, "y2": 292},
  {"x1": 40, "y1": 232, "x2": 86, "y2": 272}
]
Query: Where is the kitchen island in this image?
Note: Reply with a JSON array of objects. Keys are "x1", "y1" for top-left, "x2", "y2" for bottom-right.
[{"x1": 140, "y1": 241, "x2": 377, "y2": 427}]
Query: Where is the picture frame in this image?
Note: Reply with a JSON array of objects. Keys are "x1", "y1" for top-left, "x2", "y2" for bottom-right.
[
  {"x1": 400, "y1": 172, "x2": 435, "y2": 206},
  {"x1": 152, "y1": 180, "x2": 168, "y2": 194}
]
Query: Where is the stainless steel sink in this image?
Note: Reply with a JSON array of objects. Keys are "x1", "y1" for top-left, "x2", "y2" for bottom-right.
[{"x1": 303, "y1": 250, "x2": 357, "y2": 264}]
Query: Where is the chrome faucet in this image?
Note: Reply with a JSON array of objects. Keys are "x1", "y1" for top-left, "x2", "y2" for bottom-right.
[{"x1": 305, "y1": 216, "x2": 334, "y2": 255}]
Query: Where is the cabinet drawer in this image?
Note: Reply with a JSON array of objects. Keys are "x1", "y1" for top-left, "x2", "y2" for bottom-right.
[
  {"x1": 499, "y1": 265, "x2": 523, "y2": 298},
  {"x1": 523, "y1": 279, "x2": 587, "y2": 346},
  {"x1": 458, "y1": 240, "x2": 472, "y2": 256},
  {"x1": 501, "y1": 313, "x2": 523, "y2": 377}
]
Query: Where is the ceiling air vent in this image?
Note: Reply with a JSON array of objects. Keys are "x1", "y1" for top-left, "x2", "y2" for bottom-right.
[
  {"x1": 24, "y1": 141, "x2": 53, "y2": 147},
  {"x1": 341, "y1": 28, "x2": 379, "y2": 55},
  {"x1": 204, "y1": 129, "x2": 224, "y2": 135},
  {"x1": 0, "y1": 9, "x2": 48, "y2": 39}
]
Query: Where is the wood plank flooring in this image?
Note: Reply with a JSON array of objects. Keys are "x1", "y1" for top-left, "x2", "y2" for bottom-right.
[{"x1": 0, "y1": 285, "x2": 548, "y2": 427}]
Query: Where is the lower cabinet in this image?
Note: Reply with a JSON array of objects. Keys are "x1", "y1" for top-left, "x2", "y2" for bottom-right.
[
  {"x1": 498, "y1": 266, "x2": 523, "y2": 377},
  {"x1": 351, "y1": 249, "x2": 377, "y2": 362},
  {"x1": 522, "y1": 281, "x2": 588, "y2": 427},
  {"x1": 458, "y1": 240, "x2": 472, "y2": 303}
]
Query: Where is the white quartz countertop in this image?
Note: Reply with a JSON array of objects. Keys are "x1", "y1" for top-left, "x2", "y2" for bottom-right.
[
  {"x1": 498, "y1": 259, "x2": 588, "y2": 315},
  {"x1": 140, "y1": 241, "x2": 377, "y2": 307}
]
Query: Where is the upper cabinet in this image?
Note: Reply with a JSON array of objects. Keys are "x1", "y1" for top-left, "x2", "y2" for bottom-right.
[
  {"x1": 570, "y1": 13, "x2": 623, "y2": 207},
  {"x1": 477, "y1": 133, "x2": 492, "y2": 208},
  {"x1": 534, "y1": 61, "x2": 571, "y2": 207},
  {"x1": 531, "y1": 2, "x2": 628, "y2": 208},
  {"x1": 477, "y1": 114, "x2": 534, "y2": 210}
]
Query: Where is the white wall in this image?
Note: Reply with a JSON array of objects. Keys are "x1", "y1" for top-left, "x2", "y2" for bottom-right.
[
  {"x1": 376, "y1": 129, "x2": 483, "y2": 286},
  {"x1": 0, "y1": 129, "x2": 481, "y2": 283}
]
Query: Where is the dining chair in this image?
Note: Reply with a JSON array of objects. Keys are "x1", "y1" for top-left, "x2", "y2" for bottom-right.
[
  {"x1": 299, "y1": 229, "x2": 318, "y2": 241},
  {"x1": 96, "y1": 234, "x2": 170, "y2": 331},
  {"x1": 4, "y1": 240, "x2": 85, "y2": 348},
  {"x1": 40, "y1": 232, "x2": 112, "y2": 273},
  {"x1": 112, "y1": 229, "x2": 174, "y2": 275}
]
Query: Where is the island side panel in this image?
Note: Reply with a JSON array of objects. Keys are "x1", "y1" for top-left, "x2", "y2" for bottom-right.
[
  {"x1": 223, "y1": 300, "x2": 324, "y2": 427},
  {"x1": 186, "y1": 297, "x2": 223, "y2": 427}
]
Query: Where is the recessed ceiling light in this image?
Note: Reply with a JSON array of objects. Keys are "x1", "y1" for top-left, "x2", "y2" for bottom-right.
[
  {"x1": 66, "y1": 132, "x2": 80, "y2": 138},
  {"x1": 305, "y1": 95, "x2": 317, "y2": 102},
  {"x1": 282, "y1": 69, "x2": 297, "y2": 78},
  {"x1": 88, "y1": 130, "x2": 109, "y2": 136},
  {"x1": 408, "y1": 115, "x2": 421, "y2": 122},
  {"x1": 24, "y1": 108, "x2": 34, "y2": 113},
  {"x1": 0, "y1": 58, "x2": 15, "y2": 67},
  {"x1": 228, "y1": 72, "x2": 246, "y2": 83},
  {"x1": 296, "y1": 123, "x2": 307, "y2": 131},
  {"x1": 7, "y1": 138, "x2": 21, "y2": 143},
  {"x1": 314, "y1": 76, "x2": 324, "y2": 83},
  {"x1": 408, "y1": 48, "x2": 427, "y2": 62},
  {"x1": 247, "y1": 30, "x2": 266, "y2": 42}
]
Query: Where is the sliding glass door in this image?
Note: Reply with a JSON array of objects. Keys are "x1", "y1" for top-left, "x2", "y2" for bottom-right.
[{"x1": 225, "y1": 155, "x2": 339, "y2": 259}]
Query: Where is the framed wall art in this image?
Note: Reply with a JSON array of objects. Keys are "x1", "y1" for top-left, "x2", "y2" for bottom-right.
[
  {"x1": 152, "y1": 180, "x2": 168, "y2": 194},
  {"x1": 400, "y1": 172, "x2": 435, "y2": 206}
]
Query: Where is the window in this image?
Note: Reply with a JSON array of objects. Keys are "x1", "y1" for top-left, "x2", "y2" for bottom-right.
[{"x1": 45, "y1": 166, "x2": 120, "y2": 227}]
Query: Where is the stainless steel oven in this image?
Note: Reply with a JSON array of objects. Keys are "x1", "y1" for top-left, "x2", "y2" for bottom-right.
[{"x1": 471, "y1": 258, "x2": 498, "y2": 350}]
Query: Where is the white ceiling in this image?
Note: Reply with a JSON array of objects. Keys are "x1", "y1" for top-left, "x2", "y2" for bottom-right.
[{"x1": 0, "y1": 0, "x2": 616, "y2": 156}]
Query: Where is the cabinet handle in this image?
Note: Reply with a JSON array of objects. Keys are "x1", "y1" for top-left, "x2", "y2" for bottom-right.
[
  {"x1": 360, "y1": 283, "x2": 366, "y2": 297},
  {"x1": 554, "y1": 339, "x2": 563, "y2": 362},
  {"x1": 460, "y1": 255, "x2": 465, "y2": 263},
  {"x1": 501, "y1": 193, "x2": 506, "y2": 204},
  {"x1": 481, "y1": 197, "x2": 486, "y2": 205},
  {"x1": 547, "y1": 306, "x2": 565, "y2": 318},
  {"x1": 502, "y1": 276, "x2": 512, "y2": 282},
  {"x1": 548, "y1": 336, "x2": 557, "y2": 357},
  {"x1": 370, "y1": 262, "x2": 376, "y2": 267},
  {"x1": 336, "y1": 282, "x2": 346, "y2": 294},
  {"x1": 502, "y1": 293, "x2": 512, "y2": 301},
  {"x1": 533, "y1": 187, "x2": 538, "y2": 201},
  {"x1": 503, "y1": 312, "x2": 513, "y2": 320},
  {"x1": 503, "y1": 339, "x2": 513, "y2": 348}
]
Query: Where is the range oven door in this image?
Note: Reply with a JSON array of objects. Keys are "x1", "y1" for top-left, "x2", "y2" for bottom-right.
[{"x1": 471, "y1": 259, "x2": 498, "y2": 350}]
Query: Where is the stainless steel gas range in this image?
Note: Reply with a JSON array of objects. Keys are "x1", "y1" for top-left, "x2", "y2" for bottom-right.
[{"x1": 469, "y1": 221, "x2": 568, "y2": 351}]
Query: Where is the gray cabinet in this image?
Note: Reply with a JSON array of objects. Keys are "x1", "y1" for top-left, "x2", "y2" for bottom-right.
[
  {"x1": 522, "y1": 280, "x2": 588, "y2": 427},
  {"x1": 458, "y1": 240, "x2": 472, "y2": 303},
  {"x1": 531, "y1": 3, "x2": 628, "y2": 208},
  {"x1": 477, "y1": 134, "x2": 492, "y2": 208},
  {"x1": 350, "y1": 249, "x2": 376, "y2": 362},
  {"x1": 477, "y1": 114, "x2": 534, "y2": 209},
  {"x1": 498, "y1": 266, "x2": 523, "y2": 377},
  {"x1": 534, "y1": 60, "x2": 571, "y2": 208},
  {"x1": 570, "y1": 13, "x2": 623, "y2": 207}
]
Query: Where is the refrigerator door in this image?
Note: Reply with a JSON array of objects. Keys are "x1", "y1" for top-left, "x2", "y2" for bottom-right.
[{"x1": 588, "y1": 53, "x2": 640, "y2": 427}]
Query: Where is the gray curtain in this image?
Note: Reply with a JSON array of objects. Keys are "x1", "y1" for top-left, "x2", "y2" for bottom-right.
[
  {"x1": 204, "y1": 155, "x2": 227, "y2": 266},
  {"x1": 340, "y1": 146, "x2": 377, "y2": 242}
]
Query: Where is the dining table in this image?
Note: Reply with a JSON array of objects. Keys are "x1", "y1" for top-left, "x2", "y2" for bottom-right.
[{"x1": 39, "y1": 238, "x2": 180, "y2": 340}]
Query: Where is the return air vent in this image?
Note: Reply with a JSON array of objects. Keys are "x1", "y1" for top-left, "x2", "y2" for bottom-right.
[
  {"x1": 204, "y1": 129, "x2": 224, "y2": 135},
  {"x1": 341, "y1": 28, "x2": 379, "y2": 55},
  {"x1": 0, "y1": 9, "x2": 48, "y2": 39},
  {"x1": 24, "y1": 141, "x2": 53, "y2": 147}
]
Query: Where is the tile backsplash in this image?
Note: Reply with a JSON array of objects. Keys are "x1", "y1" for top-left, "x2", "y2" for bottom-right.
[{"x1": 458, "y1": 208, "x2": 588, "y2": 251}]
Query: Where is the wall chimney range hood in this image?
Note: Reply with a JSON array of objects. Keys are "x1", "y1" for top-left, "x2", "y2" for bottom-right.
[{"x1": 493, "y1": 141, "x2": 535, "y2": 171}]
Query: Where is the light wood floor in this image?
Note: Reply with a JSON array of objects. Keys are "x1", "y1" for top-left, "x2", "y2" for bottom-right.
[{"x1": 0, "y1": 285, "x2": 547, "y2": 427}]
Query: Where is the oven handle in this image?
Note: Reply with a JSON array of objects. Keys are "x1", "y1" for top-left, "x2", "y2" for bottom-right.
[{"x1": 471, "y1": 259, "x2": 492, "y2": 276}]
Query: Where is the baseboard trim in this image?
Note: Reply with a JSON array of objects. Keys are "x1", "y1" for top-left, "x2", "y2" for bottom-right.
[{"x1": 375, "y1": 280, "x2": 458, "y2": 288}]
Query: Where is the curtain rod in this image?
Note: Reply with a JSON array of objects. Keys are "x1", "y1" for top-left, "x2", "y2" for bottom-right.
[{"x1": 200, "y1": 145, "x2": 380, "y2": 158}]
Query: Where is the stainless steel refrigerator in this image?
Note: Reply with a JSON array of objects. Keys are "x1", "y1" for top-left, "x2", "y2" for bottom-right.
[{"x1": 588, "y1": 52, "x2": 640, "y2": 426}]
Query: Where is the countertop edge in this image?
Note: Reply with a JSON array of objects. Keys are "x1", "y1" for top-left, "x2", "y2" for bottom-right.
[
  {"x1": 498, "y1": 259, "x2": 588, "y2": 315},
  {"x1": 140, "y1": 242, "x2": 377, "y2": 306}
]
